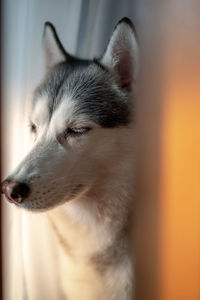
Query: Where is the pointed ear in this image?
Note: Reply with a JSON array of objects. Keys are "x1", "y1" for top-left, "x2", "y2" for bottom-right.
[
  {"x1": 43, "y1": 22, "x2": 69, "y2": 70},
  {"x1": 101, "y1": 18, "x2": 139, "y2": 92}
]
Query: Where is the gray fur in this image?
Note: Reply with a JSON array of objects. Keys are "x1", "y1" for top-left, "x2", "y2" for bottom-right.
[
  {"x1": 91, "y1": 231, "x2": 130, "y2": 273},
  {"x1": 34, "y1": 59, "x2": 132, "y2": 128}
]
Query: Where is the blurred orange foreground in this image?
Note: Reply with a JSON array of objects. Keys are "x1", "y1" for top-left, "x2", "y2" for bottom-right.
[{"x1": 160, "y1": 4, "x2": 200, "y2": 299}]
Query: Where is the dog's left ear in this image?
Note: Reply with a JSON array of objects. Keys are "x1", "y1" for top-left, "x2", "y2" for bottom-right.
[
  {"x1": 43, "y1": 22, "x2": 70, "y2": 70},
  {"x1": 101, "y1": 18, "x2": 138, "y2": 92}
]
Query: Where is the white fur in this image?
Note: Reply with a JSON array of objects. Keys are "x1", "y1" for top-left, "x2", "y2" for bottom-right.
[{"x1": 31, "y1": 95, "x2": 49, "y2": 125}]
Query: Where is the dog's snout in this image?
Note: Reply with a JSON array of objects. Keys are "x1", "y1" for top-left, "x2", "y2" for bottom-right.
[{"x1": 1, "y1": 180, "x2": 30, "y2": 204}]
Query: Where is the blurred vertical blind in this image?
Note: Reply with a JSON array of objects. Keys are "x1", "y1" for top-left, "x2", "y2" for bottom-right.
[
  {"x1": 159, "y1": 1, "x2": 200, "y2": 300},
  {"x1": 2, "y1": 0, "x2": 200, "y2": 300},
  {"x1": 134, "y1": 0, "x2": 200, "y2": 300}
]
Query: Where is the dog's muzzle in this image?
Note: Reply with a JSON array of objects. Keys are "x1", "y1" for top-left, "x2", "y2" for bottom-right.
[{"x1": 1, "y1": 180, "x2": 30, "y2": 204}]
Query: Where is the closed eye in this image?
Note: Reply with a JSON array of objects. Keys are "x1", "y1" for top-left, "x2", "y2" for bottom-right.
[
  {"x1": 57, "y1": 127, "x2": 91, "y2": 144},
  {"x1": 66, "y1": 127, "x2": 91, "y2": 136}
]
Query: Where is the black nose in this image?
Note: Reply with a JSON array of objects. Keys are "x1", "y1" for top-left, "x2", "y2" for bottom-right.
[{"x1": 1, "y1": 180, "x2": 30, "y2": 204}]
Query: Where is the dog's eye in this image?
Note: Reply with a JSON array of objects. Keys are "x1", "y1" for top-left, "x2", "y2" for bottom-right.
[
  {"x1": 29, "y1": 123, "x2": 37, "y2": 133},
  {"x1": 66, "y1": 127, "x2": 91, "y2": 136},
  {"x1": 57, "y1": 127, "x2": 91, "y2": 144}
]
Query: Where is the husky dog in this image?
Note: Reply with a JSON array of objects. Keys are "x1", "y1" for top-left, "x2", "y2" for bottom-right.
[{"x1": 2, "y1": 18, "x2": 138, "y2": 300}]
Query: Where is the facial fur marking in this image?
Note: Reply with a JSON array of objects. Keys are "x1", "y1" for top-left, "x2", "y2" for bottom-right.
[
  {"x1": 31, "y1": 95, "x2": 50, "y2": 127},
  {"x1": 34, "y1": 61, "x2": 132, "y2": 129}
]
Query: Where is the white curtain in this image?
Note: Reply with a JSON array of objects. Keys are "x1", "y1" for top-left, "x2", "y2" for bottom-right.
[{"x1": 2, "y1": 1, "x2": 137, "y2": 299}]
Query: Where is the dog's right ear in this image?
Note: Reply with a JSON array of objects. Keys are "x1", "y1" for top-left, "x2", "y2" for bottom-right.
[
  {"x1": 43, "y1": 22, "x2": 70, "y2": 70},
  {"x1": 100, "y1": 18, "x2": 139, "y2": 92}
]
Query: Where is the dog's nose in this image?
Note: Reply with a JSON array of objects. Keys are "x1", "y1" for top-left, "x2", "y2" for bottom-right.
[{"x1": 1, "y1": 180, "x2": 30, "y2": 204}]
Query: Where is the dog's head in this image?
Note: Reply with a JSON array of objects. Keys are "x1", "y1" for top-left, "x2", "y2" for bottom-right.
[{"x1": 2, "y1": 18, "x2": 138, "y2": 211}]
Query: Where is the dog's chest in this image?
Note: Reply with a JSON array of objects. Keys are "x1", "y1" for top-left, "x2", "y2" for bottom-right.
[
  {"x1": 56, "y1": 245, "x2": 131, "y2": 300},
  {"x1": 58, "y1": 255, "x2": 106, "y2": 300},
  {"x1": 49, "y1": 221, "x2": 104, "y2": 299},
  {"x1": 48, "y1": 206, "x2": 132, "y2": 300}
]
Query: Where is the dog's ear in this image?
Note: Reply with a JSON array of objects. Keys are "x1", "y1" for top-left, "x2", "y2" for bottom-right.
[
  {"x1": 101, "y1": 18, "x2": 138, "y2": 92},
  {"x1": 43, "y1": 22, "x2": 70, "y2": 70}
]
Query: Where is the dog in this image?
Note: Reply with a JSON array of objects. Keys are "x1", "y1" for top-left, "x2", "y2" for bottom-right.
[{"x1": 2, "y1": 17, "x2": 138, "y2": 300}]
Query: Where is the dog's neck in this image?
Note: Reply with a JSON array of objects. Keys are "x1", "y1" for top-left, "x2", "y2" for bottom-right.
[{"x1": 48, "y1": 144, "x2": 134, "y2": 255}]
